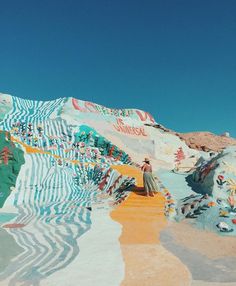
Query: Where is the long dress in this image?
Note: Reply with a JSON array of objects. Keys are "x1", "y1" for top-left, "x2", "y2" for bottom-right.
[{"x1": 142, "y1": 163, "x2": 159, "y2": 194}]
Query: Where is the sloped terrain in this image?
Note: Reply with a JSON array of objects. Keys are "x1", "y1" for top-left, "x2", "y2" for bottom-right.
[{"x1": 0, "y1": 93, "x2": 236, "y2": 286}]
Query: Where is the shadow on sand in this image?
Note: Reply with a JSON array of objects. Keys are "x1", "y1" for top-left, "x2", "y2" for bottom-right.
[{"x1": 130, "y1": 186, "x2": 148, "y2": 197}]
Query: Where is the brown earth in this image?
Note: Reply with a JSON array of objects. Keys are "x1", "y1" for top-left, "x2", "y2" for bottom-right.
[
  {"x1": 146, "y1": 124, "x2": 236, "y2": 152},
  {"x1": 177, "y1": 132, "x2": 236, "y2": 152}
]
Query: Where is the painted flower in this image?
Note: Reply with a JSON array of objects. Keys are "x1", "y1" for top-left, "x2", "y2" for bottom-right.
[
  {"x1": 208, "y1": 201, "x2": 216, "y2": 207},
  {"x1": 218, "y1": 175, "x2": 224, "y2": 180},
  {"x1": 228, "y1": 195, "x2": 235, "y2": 208},
  {"x1": 219, "y1": 210, "x2": 229, "y2": 217}
]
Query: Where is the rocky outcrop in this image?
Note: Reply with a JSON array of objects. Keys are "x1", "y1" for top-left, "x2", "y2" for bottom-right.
[
  {"x1": 147, "y1": 123, "x2": 236, "y2": 152},
  {"x1": 177, "y1": 132, "x2": 236, "y2": 152}
]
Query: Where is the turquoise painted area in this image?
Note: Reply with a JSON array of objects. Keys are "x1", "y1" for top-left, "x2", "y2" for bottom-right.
[
  {"x1": 74, "y1": 125, "x2": 131, "y2": 163},
  {"x1": 157, "y1": 169, "x2": 194, "y2": 200},
  {"x1": 0, "y1": 213, "x2": 17, "y2": 224},
  {"x1": 157, "y1": 164, "x2": 236, "y2": 236}
]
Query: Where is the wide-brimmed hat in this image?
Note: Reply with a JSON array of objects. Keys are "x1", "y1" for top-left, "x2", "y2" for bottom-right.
[{"x1": 143, "y1": 157, "x2": 150, "y2": 162}]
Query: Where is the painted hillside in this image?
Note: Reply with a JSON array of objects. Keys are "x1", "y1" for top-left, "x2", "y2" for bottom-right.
[{"x1": 0, "y1": 93, "x2": 236, "y2": 286}]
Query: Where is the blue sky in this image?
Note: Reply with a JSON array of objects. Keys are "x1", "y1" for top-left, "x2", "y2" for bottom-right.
[{"x1": 0, "y1": 0, "x2": 235, "y2": 136}]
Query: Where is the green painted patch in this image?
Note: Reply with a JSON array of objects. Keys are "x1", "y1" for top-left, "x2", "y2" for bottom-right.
[{"x1": 0, "y1": 131, "x2": 25, "y2": 208}]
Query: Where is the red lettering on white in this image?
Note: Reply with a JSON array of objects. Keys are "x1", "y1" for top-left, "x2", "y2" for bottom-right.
[
  {"x1": 135, "y1": 110, "x2": 155, "y2": 123},
  {"x1": 72, "y1": 99, "x2": 87, "y2": 112},
  {"x1": 117, "y1": 118, "x2": 124, "y2": 126},
  {"x1": 85, "y1": 101, "x2": 99, "y2": 113}
]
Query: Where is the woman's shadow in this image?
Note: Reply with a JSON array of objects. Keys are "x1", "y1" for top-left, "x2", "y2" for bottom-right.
[{"x1": 131, "y1": 185, "x2": 146, "y2": 196}]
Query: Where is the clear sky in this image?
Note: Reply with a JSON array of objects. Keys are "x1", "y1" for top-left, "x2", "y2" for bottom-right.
[{"x1": 0, "y1": 0, "x2": 235, "y2": 136}]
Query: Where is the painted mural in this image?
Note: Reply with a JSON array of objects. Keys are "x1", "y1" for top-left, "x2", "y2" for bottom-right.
[
  {"x1": 0, "y1": 93, "x2": 236, "y2": 286},
  {"x1": 71, "y1": 98, "x2": 156, "y2": 124},
  {"x1": 0, "y1": 95, "x2": 138, "y2": 285}
]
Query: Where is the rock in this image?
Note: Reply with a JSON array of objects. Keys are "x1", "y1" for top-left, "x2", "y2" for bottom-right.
[
  {"x1": 177, "y1": 132, "x2": 236, "y2": 152},
  {"x1": 216, "y1": 221, "x2": 232, "y2": 232}
]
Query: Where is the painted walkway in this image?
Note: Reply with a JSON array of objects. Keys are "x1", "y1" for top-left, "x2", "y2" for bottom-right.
[{"x1": 111, "y1": 166, "x2": 191, "y2": 286}]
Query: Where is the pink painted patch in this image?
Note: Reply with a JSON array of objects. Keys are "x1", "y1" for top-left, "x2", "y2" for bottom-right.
[
  {"x1": 3, "y1": 223, "x2": 26, "y2": 228},
  {"x1": 218, "y1": 175, "x2": 224, "y2": 180}
]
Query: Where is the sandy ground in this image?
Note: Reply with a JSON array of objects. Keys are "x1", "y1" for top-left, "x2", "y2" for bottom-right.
[
  {"x1": 192, "y1": 282, "x2": 236, "y2": 286},
  {"x1": 163, "y1": 221, "x2": 236, "y2": 260},
  {"x1": 161, "y1": 221, "x2": 236, "y2": 285},
  {"x1": 120, "y1": 244, "x2": 191, "y2": 286}
]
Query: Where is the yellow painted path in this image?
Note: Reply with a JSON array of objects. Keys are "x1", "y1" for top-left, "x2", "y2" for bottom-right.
[
  {"x1": 111, "y1": 165, "x2": 166, "y2": 244},
  {"x1": 111, "y1": 165, "x2": 191, "y2": 286}
]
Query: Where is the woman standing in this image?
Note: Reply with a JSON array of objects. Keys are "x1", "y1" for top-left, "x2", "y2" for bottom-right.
[{"x1": 141, "y1": 158, "x2": 159, "y2": 197}]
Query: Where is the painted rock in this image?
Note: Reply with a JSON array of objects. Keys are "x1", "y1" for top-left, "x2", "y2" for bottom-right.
[{"x1": 216, "y1": 221, "x2": 231, "y2": 232}]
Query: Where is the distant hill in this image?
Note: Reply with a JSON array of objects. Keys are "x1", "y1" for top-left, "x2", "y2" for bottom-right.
[{"x1": 146, "y1": 122, "x2": 236, "y2": 152}]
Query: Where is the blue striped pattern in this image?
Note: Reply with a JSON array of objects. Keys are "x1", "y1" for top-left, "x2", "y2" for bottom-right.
[
  {"x1": 0, "y1": 96, "x2": 135, "y2": 285},
  {"x1": 0, "y1": 96, "x2": 66, "y2": 130},
  {"x1": 0, "y1": 153, "x2": 133, "y2": 285}
]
